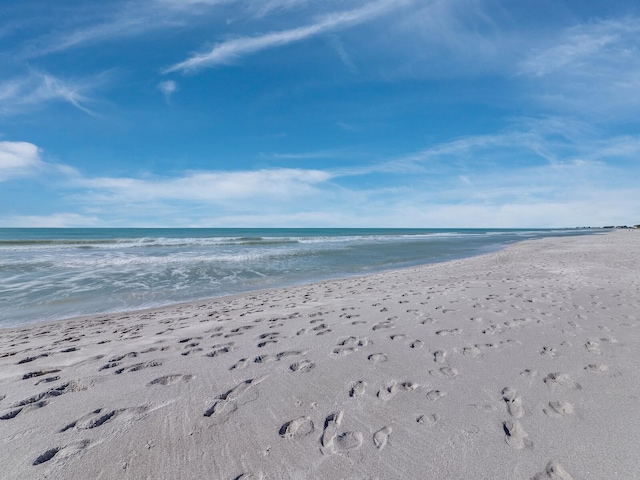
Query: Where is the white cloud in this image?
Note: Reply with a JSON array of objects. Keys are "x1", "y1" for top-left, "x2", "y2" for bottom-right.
[
  {"x1": 158, "y1": 80, "x2": 178, "y2": 100},
  {"x1": 164, "y1": 0, "x2": 408, "y2": 73},
  {"x1": 74, "y1": 168, "x2": 334, "y2": 203},
  {"x1": 0, "y1": 141, "x2": 45, "y2": 181}
]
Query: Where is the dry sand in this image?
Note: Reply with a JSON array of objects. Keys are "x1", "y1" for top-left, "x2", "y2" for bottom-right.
[{"x1": 1, "y1": 231, "x2": 639, "y2": 479}]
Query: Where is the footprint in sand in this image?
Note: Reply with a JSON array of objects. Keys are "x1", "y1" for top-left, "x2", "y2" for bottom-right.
[
  {"x1": 333, "y1": 346, "x2": 357, "y2": 356},
  {"x1": 543, "y1": 373, "x2": 580, "y2": 392},
  {"x1": 430, "y1": 366, "x2": 458, "y2": 378},
  {"x1": 3, "y1": 380, "x2": 90, "y2": 420},
  {"x1": 276, "y1": 350, "x2": 303, "y2": 361},
  {"x1": 253, "y1": 354, "x2": 275, "y2": 364},
  {"x1": 148, "y1": 374, "x2": 193, "y2": 386},
  {"x1": 463, "y1": 345, "x2": 481, "y2": 357},
  {"x1": 289, "y1": 360, "x2": 315, "y2": 373},
  {"x1": 417, "y1": 414, "x2": 438, "y2": 426},
  {"x1": 311, "y1": 324, "x2": 331, "y2": 335},
  {"x1": 377, "y1": 381, "x2": 419, "y2": 401},
  {"x1": 433, "y1": 350, "x2": 447, "y2": 363},
  {"x1": 390, "y1": 334, "x2": 409, "y2": 341},
  {"x1": 320, "y1": 411, "x2": 363, "y2": 455},
  {"x1": 377, "y1": 382, "x2": 399, "y2": 401},
  {"x1": 230, "y1": 358, "x2": 250, "y2": 371},
  {"x1": 59, "y1": 405, "x2": 149, "y2": 432},
  {"x1": 335, "y1": 431, "x2": 364, "y2": 451},
  {"x1": 543, "y1": 401, "x2": 574, "y2": 418},
  {"x1": 531, "y1": 460, "x2": 574, "y2": 480},
  {"x1": 22, "y1": 369, "x2": 62, "y2": 380},
  {"x1": 503, "y1": 419, "x2": 530, "y2": 449},
  {"x1": 585, "y1": 341, "x2": 601, "y2": 355},
  {"x1": 482, "y1": 324, "x2": 504, "y2": 335},
  {"x1": 33, "y1": 439, "x2": 92, "y2": 466},
  {"x1": 203, "y1": 379, "x2": 260, "y2": 424},
  {"x1": 279, "y1": 416, "x2": 314, "y2": 439},
  {"x1": 338, "y1": 336, "x2": 372, "y2": 347},
  {"x1": 419, "y1": 317, "x2": 436, "y2": 325},
  {"x1": 426, "y1": 389, "x2": 446, "y2": 401},
  {"x1": 502, "y1": 387, "x2": 524, "y2": 419},
  {"x1": 368, "y1": 353, "x2": 388, "y2": 363},
  {"x1": 16, "y1": 353, "x2": 50, "y2": 365},
  {"x1": 585, "y1": 363, "x2": 608, "y2": 372},
  {"x1": 372, "y1": 319, "x2": 395, "y2": 331},
  {"x1": 436, "y1": 329, "x2": 461, "y2": 336},
  {"x1": 349, "y1": 381, "x2": 366, "y2": 398},
  {"x1": 540, "y1": 346, "x2": 558, "y2": 358},
  {"x1": 1, "y1": 400, "x2": 48, "y2": 420},
  {"x1": 373, "y1": 426, "x2": 392, "y2": 450},
  {"x1": 114, "y1": 360, "x2": 163, "y2": 374},
  {"x1": 520, "y1": 369, "x2": 538, "y2": 378}
]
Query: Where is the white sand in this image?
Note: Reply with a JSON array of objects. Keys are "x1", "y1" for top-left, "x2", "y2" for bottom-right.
[{"x1": 1, "y1": 231, "x2": 639, "y2": 479}]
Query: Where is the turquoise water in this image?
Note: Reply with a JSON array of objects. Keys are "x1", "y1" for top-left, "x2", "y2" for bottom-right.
[{"x1": 0, "y1": 228, "x2": 599, "y2": 326}]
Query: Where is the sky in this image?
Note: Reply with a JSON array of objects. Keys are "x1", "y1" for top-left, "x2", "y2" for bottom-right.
[{"x1": 0, "y1": 0, "x2": 639, "y2": 228}]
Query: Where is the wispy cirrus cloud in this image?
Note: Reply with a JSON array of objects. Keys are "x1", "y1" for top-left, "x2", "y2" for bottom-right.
[
  {"x1": 20, "y1": 2, "x2": 186, "y2": 58},
  {"x1": 519, "y1": 18, "x2": 640, "y2": 77},
  {"x1": 164, "y1": 0, "x2": 409, "y2": 73},
  {"x1": 0, "y1": 71, "x2": 98, "y2": 115},
  {"x1": 20, "y1": 0, "x2": 352, "y2": 59},
  {"x1": 518, "y1": 17, "x2": 640, "y2": 117}
]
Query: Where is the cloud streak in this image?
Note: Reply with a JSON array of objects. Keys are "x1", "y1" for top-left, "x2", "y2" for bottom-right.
[
  {"x1": 21, "y1": 3, "x2": 186, "y2": 58},
  {"x1": 74, "y1": 168, "x2": 334, "y2": 203},
  {"x1": 518, "y1": 17, "x2": 640, "y2": 117},
  {"x1": 164, "y1": 0, "x2": 407, "y2": 73},
  {"x1": 0, "y1": 71, "x2": 97, "y2": 115}
]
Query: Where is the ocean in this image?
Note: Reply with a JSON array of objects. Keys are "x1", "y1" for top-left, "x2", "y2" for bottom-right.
[{"x1": 0, "y1": 228, "x2": 599, "y2": 327}]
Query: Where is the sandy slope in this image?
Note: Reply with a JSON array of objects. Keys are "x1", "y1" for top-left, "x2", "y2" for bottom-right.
[{"x1": 1, "y1": 231, "x2": 639, "y2": 479}]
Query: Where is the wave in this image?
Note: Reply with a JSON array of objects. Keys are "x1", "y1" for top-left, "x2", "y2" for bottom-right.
[{"x1": 1, "y1": 229, "x2": 587, "y2": 252}]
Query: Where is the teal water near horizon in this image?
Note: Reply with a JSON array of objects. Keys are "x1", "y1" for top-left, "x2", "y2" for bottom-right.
[{"x1": 0, "y1": 228, "x2": 601, "y2": 327}]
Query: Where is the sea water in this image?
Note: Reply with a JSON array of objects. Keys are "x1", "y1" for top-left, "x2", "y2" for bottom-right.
[{"x1": 0, "y1": 228, "x2": 599, "y2": 327}]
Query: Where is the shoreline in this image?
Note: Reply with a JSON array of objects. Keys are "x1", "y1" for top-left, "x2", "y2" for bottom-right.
[
  {"x1": 1, "y1": 230, "x2": 638, "y2": 479},
  {"x1": 0, "y1": 244, "x2": 505, "y2": 333},
  {"x1": 0, "y1": 232, "x2": 593, "y2": 331},
  {"x1": 0, "y1": 228, "x2": 599, "y2": 328}
]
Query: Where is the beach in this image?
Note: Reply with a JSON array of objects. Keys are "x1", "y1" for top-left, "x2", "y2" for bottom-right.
[{"x1": 1, "y1": 230, "x2": 638, "y2": 479}]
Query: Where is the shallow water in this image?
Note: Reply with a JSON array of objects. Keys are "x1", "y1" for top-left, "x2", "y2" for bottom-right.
[{"x1": 0, "y1": 228, "x2": 599, "y2": 326}]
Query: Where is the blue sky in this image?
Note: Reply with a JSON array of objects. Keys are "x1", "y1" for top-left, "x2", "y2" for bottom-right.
[{"x1": 1, "y1": 0, "x2": 638, "y2": 227}]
